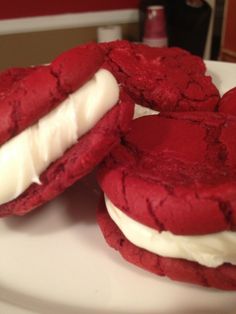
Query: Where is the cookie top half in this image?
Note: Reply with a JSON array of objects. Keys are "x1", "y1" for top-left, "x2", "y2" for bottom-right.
[
  {"x1": 101, "y1": 41, "x2": 220, "y2": 112},
  {"x1": 218, "y1": 86, "x2": 236, "y2": 115},
  {"x1": 98, "y1": 112, "x2": 236, "y2": 235}
]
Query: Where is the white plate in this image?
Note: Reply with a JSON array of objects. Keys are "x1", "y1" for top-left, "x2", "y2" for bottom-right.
[
  {"x1": 206, "y1": 60, "x2": 236, "y2": 96},
  {"x1": 0, "y1": 61, "x2": 236, "y2": 314}
]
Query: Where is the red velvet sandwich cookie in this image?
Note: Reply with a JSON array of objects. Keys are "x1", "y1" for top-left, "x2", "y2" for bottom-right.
[
  {"x1": 218, "y1": 86, "x2": 236, "y2": 115},
  {"x1": 101, "y1": 41, "x2": 220, "y2": 112},
  {"x1": 0, "y1": 43, "x2": 134, "y2": 217},
  {"x1": 97, "y1": 113, "x2": 236, "y2": 290}
]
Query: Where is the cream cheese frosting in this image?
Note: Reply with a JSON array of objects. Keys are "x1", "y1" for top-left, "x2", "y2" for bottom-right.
[
  {"x1": 0, "y1": 69, "x2": 119, "y2": 205},
  {"x1": 105, "y1": 195, "x2": 236, "y2": 267},
  {"x1": 134, "y1": 104, "x2": 159, "y2": 119}
]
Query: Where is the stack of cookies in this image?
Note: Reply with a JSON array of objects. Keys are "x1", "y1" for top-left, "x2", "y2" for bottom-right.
[{"x1": 0, "y1": 40, "x2": 235, "y2": 290}]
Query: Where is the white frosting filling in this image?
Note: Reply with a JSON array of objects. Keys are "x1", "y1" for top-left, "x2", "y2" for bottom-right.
[
  {"x1": 0, "y1": 69, "x2": 119, "y2": 205},
  {"x1": 105, "y1": 195, "x2": 236, "y2": 267},
  {"x1": 134, "y1": 104, "x2": 159, "y2": 119}
]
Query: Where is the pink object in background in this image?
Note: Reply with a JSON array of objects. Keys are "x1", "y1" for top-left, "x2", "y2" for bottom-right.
[{"x1": 143, "y1": 5, "x2": 168, "y2": 47}]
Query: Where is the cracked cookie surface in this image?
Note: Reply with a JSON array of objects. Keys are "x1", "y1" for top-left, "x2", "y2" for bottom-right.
[{"x1": 101, "y1": 41, "x2": 220, "y2": 112}]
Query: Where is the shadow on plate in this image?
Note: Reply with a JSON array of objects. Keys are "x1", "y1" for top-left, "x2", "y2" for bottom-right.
[{"x1": 1, "y1": 286, "x2": 234, "y2": 314}]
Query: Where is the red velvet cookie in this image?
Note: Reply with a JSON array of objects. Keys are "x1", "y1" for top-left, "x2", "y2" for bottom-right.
[
  {"x1": 98, "y1": 113, "x2": 236, "y2": 236},
  {"x1": 97, "y1": 113, "x2": 236, "y2": 290},
  {"x1": 101, "y1": 41, "x2": 220, "y2": 112},
  {"x1": 0, "y1": 67, "x2": 38, "y2": 100},
  {"x1": 218, "y1": 87, "x2": 236, "y2": 115},
  {"x1": 97, "y1": 197, "x2": 236, "y2": 290},
  {"x1": 0, "y1": 43, "x2": 134, "y2": 217}
]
